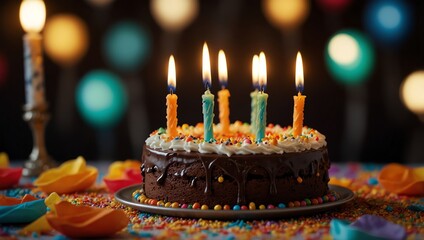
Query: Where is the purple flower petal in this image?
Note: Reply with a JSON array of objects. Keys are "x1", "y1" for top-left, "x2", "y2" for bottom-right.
[{"x1": 351, "y1": 215, "x2": 406, "y2": 240}]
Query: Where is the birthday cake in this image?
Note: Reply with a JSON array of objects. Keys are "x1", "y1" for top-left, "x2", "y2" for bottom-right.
[{"x1": 140, "y1": 122, "x2": 330, "y2": 208}]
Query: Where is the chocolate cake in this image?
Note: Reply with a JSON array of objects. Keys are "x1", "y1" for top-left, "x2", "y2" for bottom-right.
[{"x1": 141, "y1": 123, "x2": 330, "y2": 207}]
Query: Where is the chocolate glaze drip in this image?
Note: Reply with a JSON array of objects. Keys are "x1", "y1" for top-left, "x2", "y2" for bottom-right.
[{"x1": 142, "y1": 145, "x2": 330, "y2": 205}]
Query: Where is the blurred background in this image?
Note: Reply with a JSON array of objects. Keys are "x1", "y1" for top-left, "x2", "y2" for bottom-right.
[{"x1": 0, "y1": 0, "x2": 423, "y2": 163}]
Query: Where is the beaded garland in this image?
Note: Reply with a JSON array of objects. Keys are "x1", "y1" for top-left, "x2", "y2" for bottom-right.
[{"x1": 131, "y1": 189, "x2": 340, "y2": 211}]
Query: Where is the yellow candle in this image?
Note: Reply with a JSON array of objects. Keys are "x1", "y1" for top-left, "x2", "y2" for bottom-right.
[
  {"x1": 166, "y1": 55, "x2": 178, "y2": 139},
  {"x1": 293, "y1": 52, "x2": 306, "y2": 137},
  {"x1": 218, "y1": 50, "x2": 230, "y2": 134}
]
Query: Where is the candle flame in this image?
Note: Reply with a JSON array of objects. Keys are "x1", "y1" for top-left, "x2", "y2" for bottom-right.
[
  {"x1": 202, "y1": 42, "x2": 211, "y2": 89},
  {"x1": 259, "y1": 52, "x2": 267, "y2": 91},
  {"x1": 20, "y1": 0, "x2": 46, "y2": 33},
  {"x1": 252, "y1": 54, "x2": 259, "y2": 89},
  {"x1": 218, "y1": 50, "x2": 228, "y2": 87},
  {"x1": 168, "y1": 55, "x2": 176, "y2": 93},
  {"x1": 295, "y1": 51, "x2": 304, "y2": 93}
]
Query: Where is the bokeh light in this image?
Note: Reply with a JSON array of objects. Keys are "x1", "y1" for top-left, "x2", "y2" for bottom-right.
[
  {"x1": 400, "y1": 71, "x2": 424, "y2": 115},
  {"x1": 85, "y1": 0, "x2": 114, "y2": 8},
  {"x1": 316, "y1": 0, "x2": 352, "y2": 13},
  {"x1": 364, "y1": 0, "x2": 411, "y2": 45},
  {"x1": 103, "y1": 21, "x2": 151, "y2": 72},
  {"x1": 325, "y1": 30, "x2": 375, "y2": 85},
  {"x1": 76, "y1": 70, "x2": 128, "y2": 128},
  {"x1": 150, "y1": 0, "x2": 199, "y2": 32},
  {"x1": 44, "y1": 14, "x2": 89, "y2": 66},
  {"x1": 262, "y1": 0, "x2": 310, "y2": 30},
  {"x1": 0, "y1": 54, "x2": 8, "y2": 87}
]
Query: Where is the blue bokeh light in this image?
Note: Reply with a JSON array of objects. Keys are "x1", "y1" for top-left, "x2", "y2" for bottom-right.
[
  {"x1": 103, "y1": 21, "x2": 151, "y2": 72},
  {"x1": 364, "y1": 0, "x2": 411, "y2": 45}
]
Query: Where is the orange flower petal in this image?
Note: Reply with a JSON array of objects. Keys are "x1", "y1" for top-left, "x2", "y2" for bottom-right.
[
  {"x1": 378, "y1": 163, "x2": 424, "y2": 195},
  {"x1": 46, "y1": 201, "x2": 129, "y2": 238}
]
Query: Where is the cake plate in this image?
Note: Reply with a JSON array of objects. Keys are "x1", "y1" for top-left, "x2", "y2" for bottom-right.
[{"x1": 115, "y1": 184, "x2": 355, "y2": 220}]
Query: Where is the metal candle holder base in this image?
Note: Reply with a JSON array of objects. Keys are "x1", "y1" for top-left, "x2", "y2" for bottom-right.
[{"x1": 22, "y1": 103, "x2": 55, "y2": 177}]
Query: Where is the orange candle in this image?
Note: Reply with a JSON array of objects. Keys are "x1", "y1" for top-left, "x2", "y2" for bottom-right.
[
  {"x1": 293, "y1": 52, "x2": 306, "y2": 137},
  {"x1": 166, "y1": 55, "x2": 178, "y2": 139},
  {"x1": 217, "y1": 50, "x2": 230, "y2": 134}
]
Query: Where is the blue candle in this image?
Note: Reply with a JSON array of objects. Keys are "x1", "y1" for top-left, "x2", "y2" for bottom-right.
[
  {"x1": 255, "y1": 52, "x2": 268, "y2": 143},
  {"x1": 202, "y1": 43, "x2": 215, "y2": 142}
]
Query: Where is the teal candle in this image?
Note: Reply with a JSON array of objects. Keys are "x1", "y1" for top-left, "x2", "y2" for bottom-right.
[
  {"x1": 255, "y1": 91, "x2": 268, "y2": 142},
  {"x1": 202, "y1": 89, "x2": 215, "y2": 142},
  {"x1": 250, "y1": 89, "x2": 258, "y2": 134}
]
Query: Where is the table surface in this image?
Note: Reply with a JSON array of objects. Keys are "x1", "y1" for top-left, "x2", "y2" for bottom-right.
[{"x1": 1, "y1": 162, "x2": 424, "y2": 239}]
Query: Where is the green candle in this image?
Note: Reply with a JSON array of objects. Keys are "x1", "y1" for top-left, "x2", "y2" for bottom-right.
[
  {"x1": 256, "y1": 91, "x2": 268, "y2": 142},
  {"x1": 202, "y1": 89, "x2": 215, "y2": 141},
  {"x1": 250, "y1": 54, "x2": 259, "y2": 134},
  {"x1": 202, "y1": 43, "x2": 214, "y2": 142}
]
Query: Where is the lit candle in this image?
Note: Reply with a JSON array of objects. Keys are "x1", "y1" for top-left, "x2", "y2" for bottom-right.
[
  {"x1": 20, "y1": 0, "x2": 46, "y2": 107},
  {"x1": 250, "y1": 54, "x2": 259, "y2": 134},
  {"x1": 202, "y1": 43, "x2": 215, "y2": 142},
  {"x1": 217, "y1": 50, "x2": 230, "y2": 134},
  {"x1": 256, "y1": 52, "x2": 268, "y2": 143},
  {"x1": 166, "y1": 55, "x2": 178, "y2": 139},
  {"x1": 292, "y1": 51, "x2": 306, "y2": 137}
]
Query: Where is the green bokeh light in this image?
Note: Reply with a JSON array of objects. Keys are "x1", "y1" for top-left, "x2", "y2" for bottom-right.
[
  {"x1": 76, "y1": 70, "x2": 128, "y2": 128},
  {"x1": 325, "y1": 30, "x2": 375, "y2": 85}
]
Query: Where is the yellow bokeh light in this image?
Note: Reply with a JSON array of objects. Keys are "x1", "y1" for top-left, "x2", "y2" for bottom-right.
[
  {"x1": 262, "y1": 0, "x2": 310, "y2": 30},
  {"x1": 151, "y1": 0, "x2": 198, "y2": 32},
  {"x1": 328, "y1": 33, "x2": 359, "y2": 66},
  {"x1": 20, "y1": 0, "x2": 46, "y2": 33},
  {"x1": 44, "y1": 14, "x2": 89, "y2": 66},
  {"x1": 400, "y1": 71, "x2": 424, "y2": 115}
]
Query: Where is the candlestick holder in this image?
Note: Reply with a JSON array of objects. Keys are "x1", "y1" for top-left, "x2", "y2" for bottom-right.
[{"x1": 22, "y1": 103, "x2": 55, "y2": 177}]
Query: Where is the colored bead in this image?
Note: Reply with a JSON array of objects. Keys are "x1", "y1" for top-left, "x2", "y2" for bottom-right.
[
  {"x1": 297, "y1": 177, "x2": 303, "y2": 183},
  {"x1": 300, "y1": 201, "x2": 307, "y2": 207},
  {"x1": 288, "y1": 202, "x2": 295, "y2": 208},
  {"x1": 181, "y1": 204, "x2": 188, "y2": 209},
  {"x1": 312, "y1": 199, "x2": 319, "y2": 205},
  {"x1": 214, "y1": 205, "x2": 222, "y2": 210},
  {"x1": 241, "y1": 205, "x2": 248, "y2": 210},
  {"x1": 233, "y1": 205, "x2": 241, "y2": 210},
  {"x1": 317, "y1": 197, "x2": 323, "y2": 204},
  {"x1": 249, "y1": 202, "x2": 256, "y2": 210},
  {"x1": 278, "y1": 203, "x2": 286, "y2": 208},
  {"x1": 192, "y1": 203, "x2": 201, "y2": 209},
  {"x1": 322, "y1": 196, "x2": 328, "y2": 202},
  {"x1": 157, "y1": 201, "x2": 164, "y2": 206},
  {"x1": 294, "y1": 201, "x2": 301, "y2": 207},
  {"x1": 259, "y1": 204, "x2": 266, "y2": 210},
  {"x1": 134, "y1": 193, "x2": 140, "y2": 200},
  {"x1": 305, "y1": 199, "x2": 311, "y2": 205},
  {"x1": 150, "y1": 199, "x2": 158, "y2": 206},
  {"x1": 188, "y1": 204, "x2": 193, "y2": 209},
  {"x1": 267, "y1": 204, "x2": 275, "y2": 209},
  {"x1": 218, "y1": 176, "x2": 224, "y2": 183},
  {"x1": 329, "y1": 196, "x2": 336, "y2": 202},
  {"x1": 201, "y1": 205, "x2": 209, "y2": 210},
  {"x1": 223, "y1": 205, "x2": 231, "y2": 210},
  {"x1": 165, "y1": 202, "x2": 172, "y2": 207}
]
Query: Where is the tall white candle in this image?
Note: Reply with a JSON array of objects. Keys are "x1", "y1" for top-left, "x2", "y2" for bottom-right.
[{"x1": 20, "y1": 0, "x2": 46, "y2": 107}]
